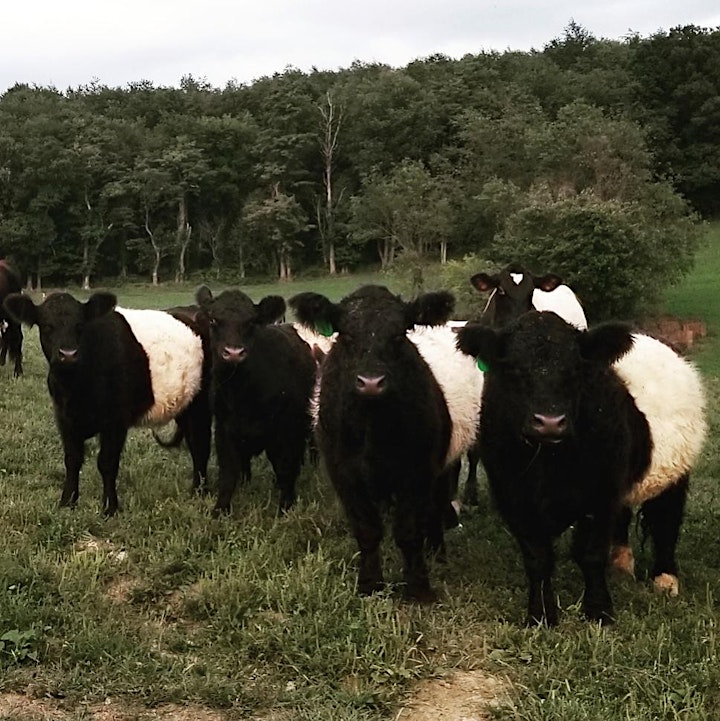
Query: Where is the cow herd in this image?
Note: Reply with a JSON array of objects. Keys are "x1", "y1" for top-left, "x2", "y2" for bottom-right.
[{"x1": 0, "y1": 261, "x2": 709, "y2": 627}]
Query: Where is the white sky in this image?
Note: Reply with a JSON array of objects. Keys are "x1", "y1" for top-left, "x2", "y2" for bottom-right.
[{"x1": 2, "y1": 1, "x2": 719, "y2": 93}]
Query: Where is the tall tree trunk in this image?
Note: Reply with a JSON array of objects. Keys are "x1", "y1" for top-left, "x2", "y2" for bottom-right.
[
  {"x1": 175, "y1": 196, "x2": 191, "y2": 283},
  {"x1": 145, "y1": 207, "x2": 161, "y2": 286},
  {"x1": 440, "y1": 240, "x2": 448, "y2": 265},
  {"x1": 318, "y1": 91, "x2": 343, "y2": 275}
]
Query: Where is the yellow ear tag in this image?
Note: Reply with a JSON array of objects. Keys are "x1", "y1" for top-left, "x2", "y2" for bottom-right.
[
  {"x1": 316, "y1": 320, "x2": 334, "y2": 337},
  {"x1": 476, "y1": 357, "x2": 489, "y2": 373}
]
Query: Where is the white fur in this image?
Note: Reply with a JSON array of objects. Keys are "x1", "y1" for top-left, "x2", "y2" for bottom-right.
[
  {"x1": 409, "y1": 325, "x2": 483, "y2": 466},
  {"x1": 616, "y1": 333, "x2": 707, "y2": 506},
  {"x1": 307, "y1": 324, "x2": 482, "y2": 468},
  {"x1": 292, "y1": 322, "x2": 336, "y2": 355},
  {"x1": 531, "y1": 285, "x2": 588, "y2": 329},
  {"x1": 116, "y1": 308, "x2": 204, "y2": 426}
]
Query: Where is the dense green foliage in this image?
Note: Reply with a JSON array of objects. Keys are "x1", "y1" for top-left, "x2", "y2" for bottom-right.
[
  {"x1": 0, "y1": 225, "x2": 718, "y2": 719},
  {"x1": 1, "y1": 23, "x2": 719, "y2": 318}
]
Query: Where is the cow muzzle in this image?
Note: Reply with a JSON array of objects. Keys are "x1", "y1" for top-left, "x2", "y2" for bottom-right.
[
  {"x1": 525, "y1": 413, "x2": 569, "y2": 444},
  {"x1": 221, "y1": 346, "x2": 247, "y2": 363},
  {"x1": 355, "y1": 374, "x2": 387, "y2": 397},
  {"x1": 56, "y1": 348, "x2": 79, "y2": 364}
]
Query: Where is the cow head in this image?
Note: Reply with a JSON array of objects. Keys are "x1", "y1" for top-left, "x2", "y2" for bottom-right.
[
  {"x1": 471, "y1": 263, "x2": 563, "y2": 328},
  {"x1": 290, "y1": 284, "x2": 454, "y2": 398},
  {"x1": 195, "y1": 286, "x2": 285, "y2": 365},
  {"x1": 3, "y1": 291, "x2": 117, "y2": 367},
  {"x1": 457, "y1": 311, "x2": 634, "y2": 444}
]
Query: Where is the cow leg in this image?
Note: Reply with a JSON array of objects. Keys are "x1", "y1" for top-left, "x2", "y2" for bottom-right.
[
  {"x1": 267, "y1": 442, "x2": 303, "y2": 513},
  {"x1": 59, "y1": 430, "x2": 85, "y2": 509},
  {"x1": 516, "y1": 536, "x2": 557, "y2": 626},
  {"x1": 394, "y1": 480, "x2": 436, "y2": 603},
  {"x1": 213, "y1": 426, "x2": 246, "y2": 515},
  {"x1": 0, "y1": 332, "x2": 6, "y2": 365},
  {"x1": 331, "y1": 468, "x2": 385, "y2": 595},
  {"x1": 8, "y1": 323, "x2": 22, "y2": 377},
  {"x1": 571, "y1": 514, "x2": 614, "y2": 624},
  {"x1": 462, "y1": 443, "x2": 481, "y2": 507},
  {"x1": 97, "y1": 427, "x2": 127, "y2": 517},
  {"x1": 641, "y1": 473, "x2": 689, "y2": 597},
  {"x1": 610, "y1": 505, "x2": 635, "y2": 577},
  {"x1": 177, "y1": 399, "x2": 211, "y2": 494}
]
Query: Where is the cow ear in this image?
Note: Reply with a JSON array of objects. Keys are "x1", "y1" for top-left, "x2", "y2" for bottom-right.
[
  {"x1": 289, "y1": 292, "x2": 338, "y2": 336},
  {"x1": 3, "y1": 293, "x2": 38, "y2": 326},
  {"x1": 456, "y1": 323, "x2": 502, "y2": 370},
  {"x1": 470, "y1": 273, "x2": 498, "y2": 293},
  {"x1": 256, "y1": 295, "x2": 286, "y2": 325},
  {"x1": 196, "y1": 285, "x2": 213, "y2": 307},
  {"x1": 580, "y1": 323, "x2": 634, "y2": 366},
  {"x1": 406, "y1": 291, "x2": 454, "y2": 328},
  {"x1": 85, "y1": 292, "x2": 116, "y2": 320},
  {"x1": 534, "y1": 273, "x2": 563, "y2": 292}
]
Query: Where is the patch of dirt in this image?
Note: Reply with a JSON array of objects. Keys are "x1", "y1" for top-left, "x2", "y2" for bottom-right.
[
  {"x1": 0, "y1": 694, "x2": 235, "y2": 720},
  {"x1": 396, "y1": 670, "x2": 511, "y2": 721}
]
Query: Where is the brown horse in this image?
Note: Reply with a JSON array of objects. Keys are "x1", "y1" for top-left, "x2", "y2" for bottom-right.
[{"x1": 0, "y1": 259, "x2": 23, "y2": 376}]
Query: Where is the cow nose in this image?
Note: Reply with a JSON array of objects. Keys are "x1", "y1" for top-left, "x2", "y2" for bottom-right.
[
  {"x1": 531, "y1": 413, "x2": 568, "y2": 441},
  {"x1": 221, "y1": 346, "x2": 247, "y2": 362},
  {"x1": 355, "y1": 374, "x2": 386, "y2": 396},
  {"x1": 58, "y1": 348, "x2": 78, "y2": 363}
]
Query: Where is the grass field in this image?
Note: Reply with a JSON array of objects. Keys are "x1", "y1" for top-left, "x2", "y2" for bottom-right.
[{"x1": 0, "y1": 230, "x2": 718, "y2": 720}]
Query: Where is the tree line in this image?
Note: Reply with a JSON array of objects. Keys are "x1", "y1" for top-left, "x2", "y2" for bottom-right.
[{"x1": 1, "y1": 22, "x2": 718, "y2": 319}]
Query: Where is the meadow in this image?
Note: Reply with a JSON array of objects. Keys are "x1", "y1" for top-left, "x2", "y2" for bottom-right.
[{"x1": 0, "y1": 229, "x2": 718, "y2": 720}]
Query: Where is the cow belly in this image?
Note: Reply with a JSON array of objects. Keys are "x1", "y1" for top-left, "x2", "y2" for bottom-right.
[
  {"x1": 615, "y1": 333, "x2": 707, "y2": 505},
  {"x1": 409, "y1": 325, "x2": 483, "y2": 466},
  {"x1": 117, "y1": 308, "x2": 204, "y2": 426}
]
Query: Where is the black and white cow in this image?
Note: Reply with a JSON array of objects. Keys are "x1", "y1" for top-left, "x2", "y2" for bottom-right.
[
  {"x1": 467, "y1": 264, "x2": 707, "y2": 597},
  {"x1": 0, "y1": 259, "x2": 24, "y2": 377},
  {"x1": 458, "y1": 311, "x2": 707, "y2": 625},
  {"x1": 458, "y1": 311, "x2": 654, "y2": 625},
  {"x1": 194, "y1": 286, "x2": 317, "y2": 516},
  {"x1": 3, "y1": 291, "x2": 210, "y2": 515},
  {"x1": 290, "y1": 285, "x2": 481, "y2": 602},
  {"x1": 470, "y1": 262, "x2": 588, "y2": 330}
]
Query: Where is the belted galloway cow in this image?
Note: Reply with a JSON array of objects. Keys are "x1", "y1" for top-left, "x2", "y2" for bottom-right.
[
  {"x1": 290, "y1": 285, "x2": 481, "y2": 602},
  {"x1": 3, "y1": 291, "x2": 210, "y2": 515},
  {"x1": 457, "y1": 311, "x2": 706, "y2": 626}
]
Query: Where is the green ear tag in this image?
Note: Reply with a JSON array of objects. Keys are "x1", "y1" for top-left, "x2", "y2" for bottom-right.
[
  {"x1": 316, "y1": 320, "x2": 334, "y2": 337},
  {"x1": 476, "y1": 357, "x2": 489, "y2": 373}
]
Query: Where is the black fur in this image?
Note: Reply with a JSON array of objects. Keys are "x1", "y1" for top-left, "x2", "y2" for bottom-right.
[
  {"x1": 195, "y1": 286, "x2": 316, "y2": 516},
  {"x1": 290, "y1": 285, "x2": 456, "y2": 602},
  {"x1": 457, "y1": 311, "x2": 652, "y2": 625},
  {"x1": 3, "y1": 291, "x2": 210, "y2": 516}
]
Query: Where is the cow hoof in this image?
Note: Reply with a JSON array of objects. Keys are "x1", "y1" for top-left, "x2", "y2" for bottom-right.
[
  {"x1": 358, "y1": 580, "x2": 385, "y2": 596},
  {"x1": 211, "y1": 505, "x2": 231, "y2": 519},
  {"x1": 653, "y1": 573, "x2": 679, "y2": 597},
  {"x1": 610, "y1": 545, "x2": 635, "y2": 578},
  {"x1": 403, "y1": 584, "x2": 438, "y2": 604}
]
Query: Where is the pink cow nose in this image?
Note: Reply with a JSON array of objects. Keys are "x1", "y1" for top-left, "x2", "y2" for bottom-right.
[
  {"x1": 222, "y1": 346, "x2": 247, "y2": 362},
  {"x1": 531, "y1": 413, "x2": 568, "y2": 440},
  {"x1": 58, "y1": 348, "x2": 78, "y2": 363},
  {"x1": 355, "y1": 374, "x2": 386, "y2": 396}
]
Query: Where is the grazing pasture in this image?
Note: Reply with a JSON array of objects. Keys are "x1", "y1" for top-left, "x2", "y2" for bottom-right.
[{"x1": 0, "y1": 236, "x2": 718, "y2": 719}]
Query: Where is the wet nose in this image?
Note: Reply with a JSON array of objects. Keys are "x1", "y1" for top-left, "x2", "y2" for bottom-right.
[
  {"x1": 57, "y1": 348, "x2": 78, "y2": 363},
  {"x1": 531, "y1": 413, "x2": 568, "y2": 440},
  {"x1": 221, "y1": 346, "x2": 247, "y2": 362},
  {"x1": 355, "y1": 374, "x2": 386, "y2": 396}
]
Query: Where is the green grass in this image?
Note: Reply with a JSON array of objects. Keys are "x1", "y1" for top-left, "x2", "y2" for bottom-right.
[{"x1": 0, "y1": 230, "x2": 718, "y2": 719}]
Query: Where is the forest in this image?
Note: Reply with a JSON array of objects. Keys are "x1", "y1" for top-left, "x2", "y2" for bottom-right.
[{"x1": 1, "y1": 22, "x2": 719, "y2": 320}]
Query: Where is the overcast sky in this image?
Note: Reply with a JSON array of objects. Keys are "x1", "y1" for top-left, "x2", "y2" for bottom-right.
[{"x1": 2, "y1": 1, "x2": 719, "y2": 94}]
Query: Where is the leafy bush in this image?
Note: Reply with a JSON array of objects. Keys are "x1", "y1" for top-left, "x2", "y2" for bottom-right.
[{"x1": 491, "y1": 192, "x2": 700, "y2": 321}]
